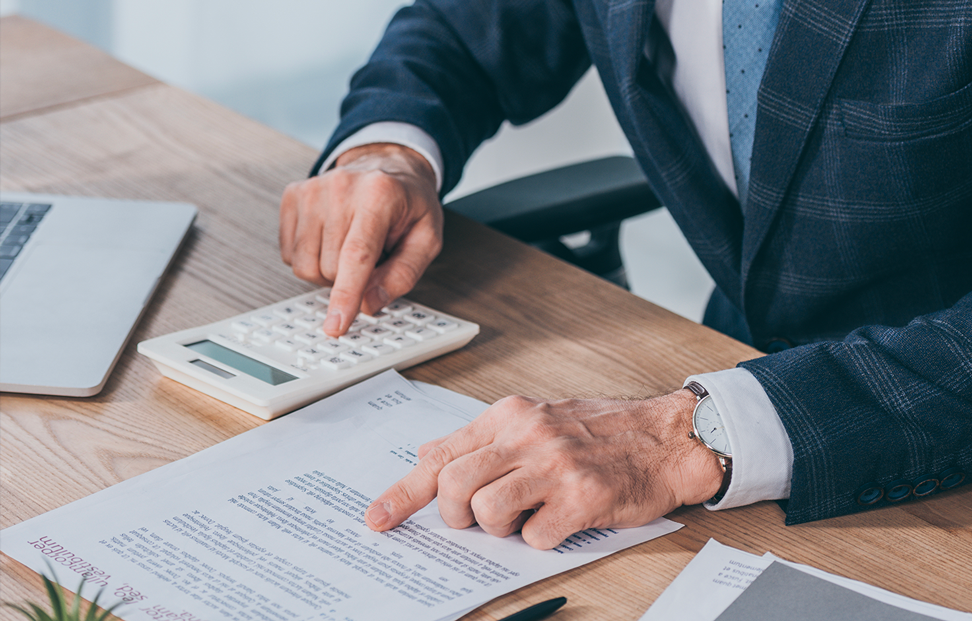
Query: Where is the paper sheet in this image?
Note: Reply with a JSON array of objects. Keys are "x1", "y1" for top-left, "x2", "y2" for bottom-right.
[
  {"x1": 1, "y1": 371, "x2": 682, "y2": 621},
  {"x1": 640, "y1": 539, "x2": 971, "y2": 621},
  {"x1": 715, "y1": 562, "x2": 940, "y2": 620}
]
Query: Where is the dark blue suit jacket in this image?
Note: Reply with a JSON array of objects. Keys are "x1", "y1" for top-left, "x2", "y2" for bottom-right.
[{"x1": 313, "y1": 0, "x2": 972, "y2": 523}]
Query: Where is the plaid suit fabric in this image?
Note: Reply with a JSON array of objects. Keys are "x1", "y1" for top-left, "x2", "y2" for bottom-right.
[{"x1": 315, "y1": 0, "x2": 972, "y2": 523}]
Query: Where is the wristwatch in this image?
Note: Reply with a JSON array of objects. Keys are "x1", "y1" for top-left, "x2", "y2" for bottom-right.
[{"x1": 686, "y1": 381, "x2": 733, "y2": 503}]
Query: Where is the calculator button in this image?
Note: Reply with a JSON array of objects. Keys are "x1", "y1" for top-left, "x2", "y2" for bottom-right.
[
  {"x1": 349, "y1": 317, "x2": 368, "y2": 331},
  {"x1": 0, "y1": 245, "x2": 22, "y2": 259},
  {"x1": 361, "y1": 325, "x2": 394, "y2": 339},
  {"x1": 383, "y1": 301, "x2": 413, "y2": 316},
  {"x1": 314, "y1": 289, "x2": 332, "y2": 304},
  {"x1": 250, "y1": 313, "x2": 282, "y2": 327},
  {"x1": 297, "y1": 347, "x2": 322, "y2": 361},
  {"x1": 362, "y1": 343, "x2": 395, "y2": 357},
  {"x1": 405, "y1": 327, "x2": 438, "y2": 341},
  {"x1": 319, "y1": 356, "x2": 352, "y2": 370},
  {"x1": 318, "y1": 340, "x2": 349, "y2": 354},
  {"x1": 404, "y1": 310, "x2": 434, "y2": 325},
  {"x1": 384, "y1": 335, "x2": 416, "y2": 349},
  {"x1": 295, "y1": 315, "x2": 323, "y2": 329},
  {"x1": 275, "y1": 339, "x2": 300, "y2": 352},
  {"x1": 273, "y1": 306, "x2": 301, "y2": 319},
  {"x1": 26, "y1": 203, "x2": 52, "y2": 215},
  {"x1": 339, "y1": 333, "x2": 372, "y2": 346},
  {"x1": 339, "y1": 349, "x2": 373, "y2": 364},
  {"x1": 428, "y1": 319, "x2": 459, "y2": 333},
  {"x1": 358, "y1": 310, "x2": 390, "y2": 324},
  {"x1": 295, "y1": 298, "x2": 324, "y2": 313},
  {"x1": 272, "y1": 323, "x2": 299, "y2": 336},
  {"x1": 294, "y1": 331, "x2": 324, "y2": 346},
  {"x1": 231, "y1": 320, "x2": 258, "y2": 333},
  {"x1": 252, "y1": 329, "x2": 280, "y2": 343},
  {"x1": 382, "y1": 319, "x2": 413, "y2": 333}
]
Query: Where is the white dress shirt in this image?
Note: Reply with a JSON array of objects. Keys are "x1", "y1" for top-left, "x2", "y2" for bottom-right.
[{"x1": 320, "y1": 0, "x2": 795, "y2": 509}]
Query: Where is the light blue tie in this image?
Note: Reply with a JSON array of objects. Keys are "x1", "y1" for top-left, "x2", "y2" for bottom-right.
[{"x1": 723, "y1": 0, "x2": 783, "y2": 211}]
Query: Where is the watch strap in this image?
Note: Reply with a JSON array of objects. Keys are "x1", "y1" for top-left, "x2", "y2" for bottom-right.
[
  {"x1": 712, "y1": 455, "x2": 732, "y2": 503},
  {"x1": 686, "y1": 381, "x2": 733, "y2": 503}
]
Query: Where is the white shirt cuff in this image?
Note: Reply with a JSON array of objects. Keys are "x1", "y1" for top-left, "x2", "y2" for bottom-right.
[
  {"x1": 319, "y1": 122, "x2": 445, "y2": 193},
  {"x1": 684, "y1": 368, "x2": 793, "y2": 510}
]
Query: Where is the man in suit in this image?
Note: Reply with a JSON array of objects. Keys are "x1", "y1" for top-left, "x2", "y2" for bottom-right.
[{"x1": 278, "y1": 0, "x2": 972, "y2": 549}]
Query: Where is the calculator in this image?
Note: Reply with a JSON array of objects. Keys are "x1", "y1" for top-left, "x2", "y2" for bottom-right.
[{"x1": 137, "y1": 288, "x2": 479, "y2": 420}]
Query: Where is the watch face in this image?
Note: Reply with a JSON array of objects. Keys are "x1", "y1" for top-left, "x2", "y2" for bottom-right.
[{"x1": 693, "y1": 396, "x2": 731, "y2": 457}]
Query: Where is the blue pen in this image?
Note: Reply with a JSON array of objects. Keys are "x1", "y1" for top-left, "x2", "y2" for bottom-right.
[{"x1": 497, "y1": 597, "x2": 567, "y2": 621}]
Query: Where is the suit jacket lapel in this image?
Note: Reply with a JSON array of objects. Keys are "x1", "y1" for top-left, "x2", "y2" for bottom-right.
[
  {"x1": 742, "y1": 0, "x2": 872, "y2": 278},
  {"x1": 608, "y1": 0, "x2": 749, "y2": 304}
]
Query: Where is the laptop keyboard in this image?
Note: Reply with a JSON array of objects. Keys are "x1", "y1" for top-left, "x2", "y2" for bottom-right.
[{"x1": 0, "y1": 202, "x2": 51, "y2": 281}]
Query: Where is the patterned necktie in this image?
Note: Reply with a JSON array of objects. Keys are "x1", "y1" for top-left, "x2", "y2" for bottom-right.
[{"x1": 723, "y1": 0, "x2": 783, "y2": 211}]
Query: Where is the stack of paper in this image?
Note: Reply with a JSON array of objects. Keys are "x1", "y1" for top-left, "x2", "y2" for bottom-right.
[{"x1": 2, "y1": 371, "x2": 682, "y2": 621}]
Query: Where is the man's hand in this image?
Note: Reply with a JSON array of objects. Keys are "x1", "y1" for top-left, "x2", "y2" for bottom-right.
[
  {"x1": 364, "y1": 389, "x2": 725, "y2": 550},
  {"x1": 279, "y1": 143, "x2": 443, "y2": 336}
]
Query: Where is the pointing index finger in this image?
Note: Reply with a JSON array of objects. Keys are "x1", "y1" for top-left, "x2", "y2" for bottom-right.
[
  {"x1": 365, "y1": 424, "x2": 495, "y2": 532},
  {"x1": 322, "y1": 211, "x2": 391, "y2": 336}
]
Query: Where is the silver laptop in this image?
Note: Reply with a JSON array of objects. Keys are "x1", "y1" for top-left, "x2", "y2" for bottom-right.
[{"x1": 0, "y1": 192, "x2": 196, "y2": 397}]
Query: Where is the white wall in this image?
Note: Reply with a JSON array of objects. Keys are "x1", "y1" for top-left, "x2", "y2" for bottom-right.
[{"x1": 4, "y1": 0, "x2": 713, "y2": 320}]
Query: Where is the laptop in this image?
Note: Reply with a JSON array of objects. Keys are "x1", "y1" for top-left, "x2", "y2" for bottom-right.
[{"x1": 0, "y1": 192, "x2": 197, "y2": 397}]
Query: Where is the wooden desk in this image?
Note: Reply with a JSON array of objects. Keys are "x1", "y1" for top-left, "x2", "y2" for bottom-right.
[{"x1": 1, "y1": 16, "x2": 969, "y2": 619}]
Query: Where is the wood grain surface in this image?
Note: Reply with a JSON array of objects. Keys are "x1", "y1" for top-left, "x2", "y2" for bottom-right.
[
  {"x1": 1, "y1": 15, "x2": 970, "y2": 620},
  {"x1": 0, "y1": 15, "x2": 158, "y2": 122}
]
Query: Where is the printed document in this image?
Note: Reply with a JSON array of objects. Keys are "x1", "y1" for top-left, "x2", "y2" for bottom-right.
[
  {"x1": 640, "y1": 539, "x2": 970, "y2": 621},
  {"x1": 1, "y1": 370, "x2": 682, "y2": 621}
]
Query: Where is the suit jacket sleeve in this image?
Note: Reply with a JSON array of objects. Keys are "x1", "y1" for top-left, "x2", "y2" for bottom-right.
[
  {"x1": 312, "y1": 0, "x2": 592, "y2": 195},
  {"x1": 739, "y1": 290, "x2": 972, "y2": 524}
]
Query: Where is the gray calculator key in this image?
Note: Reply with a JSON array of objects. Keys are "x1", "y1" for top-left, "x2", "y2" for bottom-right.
[
  {"x1": 10, "y1": 225, "x2": 36, "y2": 236},
  {"x1": 0, "y1": 259, "x2": 12, "y2": 280},
  {"x1": 25, "y1": 203, "x2": 52, "y2": 214},
  {"x1": 0, "y1": 245, "x2": 22, "y2": 259},
  {"x1": 0, "y1": 203, "x2": 21, "y2": 219},
  {"x1": 17, "y1": 213, "x2": 45, "y2": 226}
]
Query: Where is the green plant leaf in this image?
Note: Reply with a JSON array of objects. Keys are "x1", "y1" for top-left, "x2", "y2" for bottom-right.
[
  {"x1": 37, "y1": 560, "x2": 71, "y2": 619},
  {"x1": 82, "y1": 588, "x2": 102, "y2": 621},
  {"x1": 27, "y1": 602, "x2": 56, "y2": 621},
  {"x1": 3, "y1": 559, "x2": 123, "y2": 621},
  {"x1": 4, "y1": 602, "x2": 44, "y2": 621},
  {"x1": 95, "y1": 600, "x2": 123, "y2": 621},
  {"x1": 68, "y1": 579, "x2": 84, "y2": 620},
  {"x1": 39, "y1": 574, "x2": 66, "y2": 620}
]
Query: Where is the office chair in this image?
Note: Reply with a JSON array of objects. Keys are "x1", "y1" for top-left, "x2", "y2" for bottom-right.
[{"x1": 444, "y1": 156, "x2": 661, "y2": 289}]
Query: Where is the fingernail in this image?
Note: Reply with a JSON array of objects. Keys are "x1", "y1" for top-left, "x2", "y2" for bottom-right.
[
  {"x1": 367, "y1": 502, "x2": 391, "y2": 529},
  {"x1": 323, "y1": 310, "x2": 342, "y2": 335},
  {"x1": 365, "y1": 285, "x2": 390, "y2": 312}
]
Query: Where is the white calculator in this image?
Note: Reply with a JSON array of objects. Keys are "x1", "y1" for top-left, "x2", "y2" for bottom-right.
[{"x1": 137, "y1": 288, "x2": 479, "y2": 420}]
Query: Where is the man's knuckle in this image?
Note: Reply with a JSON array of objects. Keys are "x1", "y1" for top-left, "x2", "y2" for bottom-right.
[
  {"x1": 500, "y1": 476, "x2": 534, "y2": 506},
  {"x1": 523, "y1": 419, "x2": 556, "y2": 444},
  {"x1": 326, "y1": 166, "x2": 355, "y2": 190},
  {"x1": 436, "y1": 465, "x2": 464, "y2": 497},
  {"x1": 365, "y1": 169, "x2": 400, "y2": 193},
  {"x1": 342, "y1": 238, "x2": 379, "y2": 266},
  {"x1": 470, "y1": 496, "x2": 503, "y2": 528},
  {"x1": 425, "y1": 444, "x2": 457, "y2": 471}
]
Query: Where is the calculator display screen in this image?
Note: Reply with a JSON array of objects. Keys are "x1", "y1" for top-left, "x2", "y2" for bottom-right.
[{"x1": 186, "y1": 340, "x2": 297, "y2": 385}]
